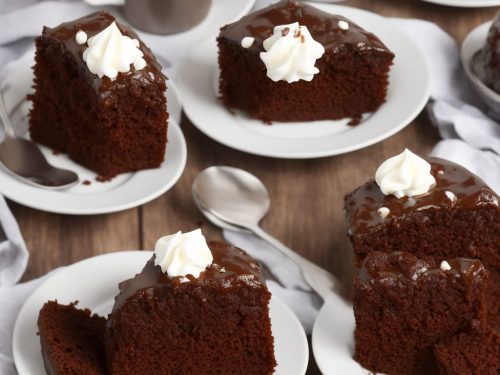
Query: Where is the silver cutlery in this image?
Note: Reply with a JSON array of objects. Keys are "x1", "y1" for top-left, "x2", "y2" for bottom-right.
[
  {"x1": 0, "y1": 90, "x2": 79, "y2": 189},
  {"x1": 192, "y1": 166, "x2": 340, "y2": 300}
]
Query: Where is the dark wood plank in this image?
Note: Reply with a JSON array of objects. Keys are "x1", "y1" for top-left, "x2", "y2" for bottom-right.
[{"x1": 11, "y1": 202, "x2": 140, "y2": 281}]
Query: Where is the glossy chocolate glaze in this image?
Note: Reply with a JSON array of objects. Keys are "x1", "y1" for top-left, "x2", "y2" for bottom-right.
[
  {"x1": 472, "y1": 17, "x2": 500, "y2": 94},
  {"x1": 345, "y1": 157, "x2": 500, "y2": 236},
  {"x1": 112, "y1": 242, "x2": 265, "y2": 313},
  {"x1": 358, "y1": 251, "x2": 486, "y2": 284},
  {"x1": 40, "y1": 11, "x2": 164, "y2": 95},
  {"x1": 220, "y1": 0, "x2": 393, "y2": 56}
]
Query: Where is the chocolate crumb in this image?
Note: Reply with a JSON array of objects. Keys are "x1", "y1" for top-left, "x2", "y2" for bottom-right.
[
  {"x1": 348, "y1": 115, "x2": 362, "y2": 126},
  {"x1": 82, "y1": 180, "x2": 91, "y2": 186},
  {"x1": 281, "y1": 27, "x2": 290, "y2": 37}
]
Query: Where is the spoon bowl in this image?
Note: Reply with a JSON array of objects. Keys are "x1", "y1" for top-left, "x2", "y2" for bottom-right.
[
  {"x1": 192, "y1": 192, "x2": 250, "y2": 233},
  {"x1": 0, "y1": 89, "x2": 79, "y2": 189},
  {"x1": 192, "y1": 166, "x2": 270, "y2": 227},
  {"x1": 0, "y1": 137, "x2": 78, "y2": 188}
]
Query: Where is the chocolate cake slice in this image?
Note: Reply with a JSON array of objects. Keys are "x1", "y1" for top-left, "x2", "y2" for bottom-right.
[
  {"x1": 105, "y1": 240, "x2": 276, "y2": 374},
  {"x1": 344, "y1": 157, "x2": 499, "y2": 267},
  {"x1": 472, "y1": 13, "x2": 500, "y2": 94},
  {"x1": 217, "y1": 0, "x2": 394, "y2": 123},
  {"x1": 434, "y1": 325, "x2": 500, "y2": 375},
  {"x1": 38, "y1": 301, "x2": 106, "y2": 375},
  {"x1": 29, "y1": 11, "x2": 168, "y2": 180},
  {"x1": 353, "y1": 251, "x2": 489, "y2": 375},
  {"x1": 345, "y1": 153, "x2": 500, "y2": 328}
]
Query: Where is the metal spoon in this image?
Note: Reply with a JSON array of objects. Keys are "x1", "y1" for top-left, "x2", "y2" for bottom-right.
[
  {"x1": 192, "y1": 166, "x2": 340, "y2": 300},
  {"x1": 0, "y1": 91, "x2": 79, "y2": 189},
  {"x1": 193, "y1": 193, "x2": 250, "y2": 232}
]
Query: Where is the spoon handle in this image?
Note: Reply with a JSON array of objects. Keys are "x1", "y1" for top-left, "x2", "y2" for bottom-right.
[
  {"x1": 249, "y1": 224, "x2": 340, "y2": 301},
  {"x1": 0, "y1": 90, "x2": 16, "y2": 138}
]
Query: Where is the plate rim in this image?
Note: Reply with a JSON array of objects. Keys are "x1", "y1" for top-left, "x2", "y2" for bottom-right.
[
  {"x1": 13, "y1": 250, "x2": 309, "y2": 375},
  {"x1": 311, "y1": 293, "x2": 366, "y2": 374},
  {"x1": 178, "y1": 3, "x2": 431, "y2": 159}
]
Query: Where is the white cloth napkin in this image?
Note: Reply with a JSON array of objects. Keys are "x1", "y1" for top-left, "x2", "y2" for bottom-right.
[
  {"x1": 391, "y1": 18, "x2": 500, "y2": 194},
  {"x1": 0, "y1": 195, "x2": 33, "y2": 375}
]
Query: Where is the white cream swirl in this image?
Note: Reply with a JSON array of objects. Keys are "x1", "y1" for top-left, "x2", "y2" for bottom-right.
[
  {"x1": 82, "y1": 21, "x2": 146, "y2": 79},
  {"x1": 259, "y1": 22, "x2": 325, "y2": 83},
  {"x1": 375, "y1": 149, "x2": 436, "y2": 198},
  {"x1": 154, "y1": 229, "x2": 213, "y2": 280}
]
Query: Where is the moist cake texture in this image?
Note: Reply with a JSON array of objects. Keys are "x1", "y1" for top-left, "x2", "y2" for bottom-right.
[
  {"x1": 217, "y1": 0, "x2": 394, "y2": 123},
  {"x1": 38, "y1": 301, "x2": 106, "y2": 375},
  {"x1": 29, "y1": 11, "x2": 168, "y2": 180},
  {"x1": 105, "y1": 241, "x2": 276, "y2": 375},
  {"x1": 353, "y1": 251, "x2": 489, "y2": 375},
  {"x1": 434, "y1": 325, "x2": 500, "y2": 375}
]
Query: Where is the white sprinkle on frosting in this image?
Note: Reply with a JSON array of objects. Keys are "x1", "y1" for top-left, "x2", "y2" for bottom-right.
[
  {"x1": 440, "y1": 261, "x2": 451, "y2": 271},
  {"x1": 438, "y1": 170, "x2": 445, "y2": 175},
  {"x1": 338, "y1": 20, "x2": 349, "y2": 30},
  {"x1": 377, "y1": 207, "x2": 390, "y2": 219},
  {"x1": 133, "y1": 56, "x2": 146, "y2": 70},
  {"x1": 241, "y1": 36, "x2": 255, "y2": 48},
  {"x1": 75, "y1": 30, "x2": 87, "y2": 45},
  {"x1": 445, "y1": 191, "x2": 457, "y2": 203}
]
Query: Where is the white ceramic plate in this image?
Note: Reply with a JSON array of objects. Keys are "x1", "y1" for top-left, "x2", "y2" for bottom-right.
[
  {"x1": 13, "y1": 251, "x2": 309, "y2": 375},
  {"x1": 0, "y1": 54, "x2": 187, "y2": 215},
  {"x1": 177, "y1": 3, "x2": 430, "y2": 159},
  {"x1": 420, "y1": 0, "x2": 500, "y2": 7},
  {"x1": 312, "y1": 293, "x2": 372, "y2": 374}
]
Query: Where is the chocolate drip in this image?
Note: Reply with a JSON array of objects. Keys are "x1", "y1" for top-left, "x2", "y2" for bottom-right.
[
  {"x1": 358, "y1": 251, "x2": 486, "y2": 284},
  {"x1": 345, "y1": 158, "x2": 499, "y2": 236},
  {"x1": 220, "y1": 0, "x2": 392, "y2": 56},
  {"x1": 40, "y1": 11, "x2": 164, "y2": 94},
  {"x1": 112, "y1": 242, "x2": 265, "y2": 312}
]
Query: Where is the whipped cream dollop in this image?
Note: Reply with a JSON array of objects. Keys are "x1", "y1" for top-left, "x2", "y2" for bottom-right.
[
  {"x1": 154, "y1": 229, "x2": 213, "y2": 280},
  {"x1": 375, "y1": 149, "x2": 436, "y2": 199},
  {"x1": 82, "y1": 21, "x2": 146, "y2": 79},
  {"x1": 259, "y1": 22, "x2": 325, "y2": 83}
]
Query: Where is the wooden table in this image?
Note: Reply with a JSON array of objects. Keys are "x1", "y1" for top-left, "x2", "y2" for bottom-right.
[{"x1": 10, "y1": 1, "x2": 497, "y2": 374}]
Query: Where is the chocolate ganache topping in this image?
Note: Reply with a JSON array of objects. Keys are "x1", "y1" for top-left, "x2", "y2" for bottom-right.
[
  {"x1": 358, "y1": 252, "x2": 486, "y2": 284},
  {"x1": 345, "y1": 157, "x2": 499, "y2": 236},
  {"x1": 111, "y1": 242, "x2": 265, "y2": 313},
  {"x1": 220, "y1": 0, "x2": 392, "y2": 56},
  {"x1": 40, "y1": 11, "x2": 164, "y2": 94}
]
